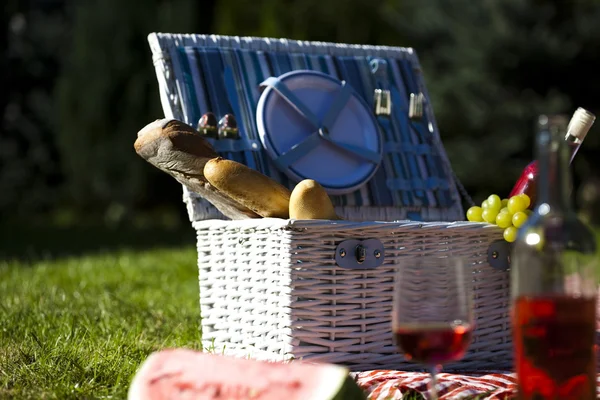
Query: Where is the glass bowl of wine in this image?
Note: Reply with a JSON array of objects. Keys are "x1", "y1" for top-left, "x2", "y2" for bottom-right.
[{"x1": 392, "y1": 256, "x2": 474, "y2": 400}]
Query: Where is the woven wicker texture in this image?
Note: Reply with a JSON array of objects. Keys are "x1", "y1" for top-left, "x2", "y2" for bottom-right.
[{"x1": 195, "y1": 219, "x2": 510, "y2": 372}]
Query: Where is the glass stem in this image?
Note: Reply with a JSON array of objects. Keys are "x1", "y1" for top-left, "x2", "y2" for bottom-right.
[{"x1": 428, "y1": 364, "x2": 440, "y2": 400}]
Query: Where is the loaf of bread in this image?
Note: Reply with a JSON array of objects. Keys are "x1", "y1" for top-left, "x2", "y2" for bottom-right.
[
  {"x1": 289, "y1": 179, "x2": 340, "y2": 220},
  {"x1": 134, "y1": 119, "x2": 259, "y2": 219},
  {"x1": 204, "y1": 157, "x2": 292, "y2": 219}
]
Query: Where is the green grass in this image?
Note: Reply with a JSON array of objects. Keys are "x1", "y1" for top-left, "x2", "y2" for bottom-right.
[{"x1": 0, "y1": 225, "x2": 201, "y2": 399}]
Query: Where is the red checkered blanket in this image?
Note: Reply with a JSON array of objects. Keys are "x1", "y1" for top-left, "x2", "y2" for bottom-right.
[{"x1": 354, "y1": 370, "x2": 600, "y2": 399}]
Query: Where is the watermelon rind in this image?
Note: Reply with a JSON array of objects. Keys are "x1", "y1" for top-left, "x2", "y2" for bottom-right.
[
  {"x1": 311, "y1": 364, "x2": 366, "y2": 400},
  {"x1": 331, "y1": 375, "x2": 367, "y2": 400}
]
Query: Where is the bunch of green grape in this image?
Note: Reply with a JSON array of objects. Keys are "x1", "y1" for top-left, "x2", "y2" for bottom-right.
[{"x1": 466, "y1": 194, "x2": 532, "y2": 243}]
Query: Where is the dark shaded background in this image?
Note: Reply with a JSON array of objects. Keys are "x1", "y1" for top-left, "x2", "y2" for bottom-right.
[{"x1": 3, "y1": 0, "x2": 600, "y2": 234}]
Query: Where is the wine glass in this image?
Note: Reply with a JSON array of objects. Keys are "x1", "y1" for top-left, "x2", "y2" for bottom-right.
[{"x1": 392, "y1": 256, "x2": 474, "y2": 400}]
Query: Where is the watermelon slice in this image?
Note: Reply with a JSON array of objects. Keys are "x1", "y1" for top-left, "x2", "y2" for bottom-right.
[{"x1": 128, "y1": 349, "x2": 366, "y2": 400}]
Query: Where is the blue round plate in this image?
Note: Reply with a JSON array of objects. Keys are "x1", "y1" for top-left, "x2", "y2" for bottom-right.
[{"x1": 256, "y1": 70, "x2": 382, "y2": 195}]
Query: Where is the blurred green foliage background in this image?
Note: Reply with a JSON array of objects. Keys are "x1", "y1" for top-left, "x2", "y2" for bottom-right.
[{"x1": 3, "y1": 0, "x2": 600, "y2": 229}]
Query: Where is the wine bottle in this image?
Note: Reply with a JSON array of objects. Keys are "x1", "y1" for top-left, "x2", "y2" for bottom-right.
[
  {"x1": 510, "y1": 115, "x2": 598, "y2": 400},
  {"x1": 509, "y1": 107, "x2": 596, "y2": 206}
]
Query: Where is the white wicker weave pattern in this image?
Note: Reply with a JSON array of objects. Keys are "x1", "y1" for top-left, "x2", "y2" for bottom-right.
[{"x1": 196, "y1": 218, "x2": 511, "y2": 372}]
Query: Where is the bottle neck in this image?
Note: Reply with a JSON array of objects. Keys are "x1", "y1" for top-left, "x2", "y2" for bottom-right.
[{"x1": 536, "y1": 124, "x2": 573, "y2": 213}]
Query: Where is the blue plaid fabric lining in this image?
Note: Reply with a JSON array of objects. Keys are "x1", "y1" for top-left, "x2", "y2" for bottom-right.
[{"x1": 174, "y1": 46, "x2": 454, "y2": 210}]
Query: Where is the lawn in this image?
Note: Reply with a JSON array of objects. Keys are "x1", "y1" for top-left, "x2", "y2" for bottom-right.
[{"x1": 0, "y1": 224, "x2": 202, "y2": 399}]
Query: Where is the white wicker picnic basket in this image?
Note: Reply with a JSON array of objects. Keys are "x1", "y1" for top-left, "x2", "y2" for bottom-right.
[{"x1": 147, "y1": 32, "x2": 512, "y2": 372}]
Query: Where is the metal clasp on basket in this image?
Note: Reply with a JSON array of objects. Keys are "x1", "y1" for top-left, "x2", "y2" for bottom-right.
[
  {"x1": 374, "y1": 89, "x2": 391, "y2": 116},
  {"x1": 409, "y1": 92, "x2": 424, "y2": 120},
  {"x1": 487, "y1": 239, "x2": 512, "y2": 270},
  {"x1": 335, "y1": 238, "x2": 385, "y2": 269}
]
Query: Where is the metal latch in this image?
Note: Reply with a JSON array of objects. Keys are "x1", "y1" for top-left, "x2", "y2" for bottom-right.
[
  {"x1": 335, "y1": 238, "x2": 385, "y2": 269},
  {"x1": 487, "y1": 239, "x2": 512, "y2": 271},
  {"x1": 374, "y1": 89, "x2": 392, "y2": 116},
  {"x1": 409, "y1": 92, "x2": 424, "y2": 120}
]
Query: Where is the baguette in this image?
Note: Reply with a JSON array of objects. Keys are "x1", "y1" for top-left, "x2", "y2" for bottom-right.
[
  {"x1": 204, "y1": 157, "x2": 291, "y2": 218},
  {"x1": 289, "y1": 179, "x2": 340, "y2": 220},
  {"x1": 134, "y1": 119, "x2": 259, "y2": 219}
]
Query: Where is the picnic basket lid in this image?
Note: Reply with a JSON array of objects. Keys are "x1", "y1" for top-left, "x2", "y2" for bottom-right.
[{"x1": 147, "y1": 33, "x2": 470, "y2": 222}]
